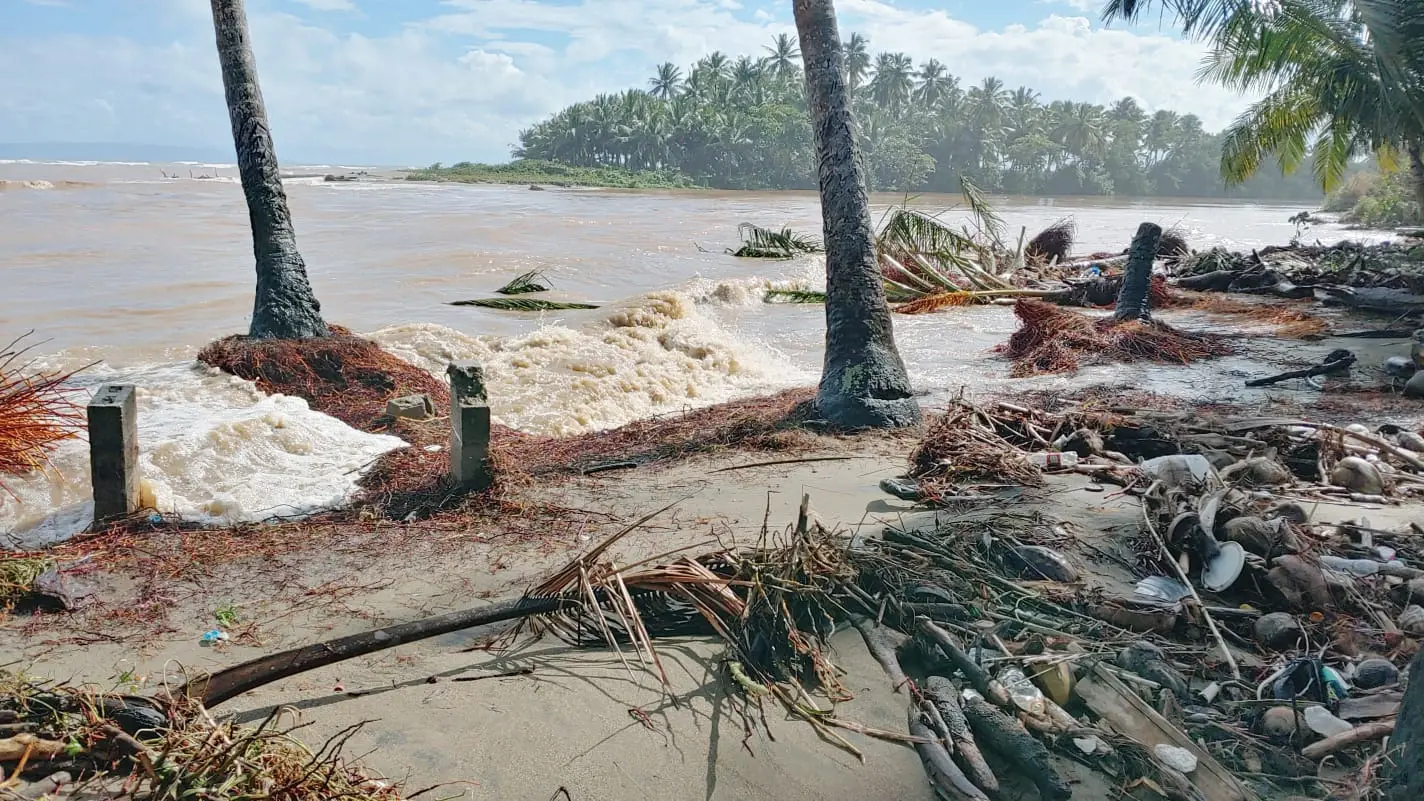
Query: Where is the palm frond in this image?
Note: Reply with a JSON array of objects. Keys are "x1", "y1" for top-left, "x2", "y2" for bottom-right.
[
  {"x1": 730, "y1": 223, "x2": 823, "y2": 258},
  {"x1": 449, "y1": 298, "x2": 601, "y2": 310},
  {"x1": 763, "y1": 289, "x2": 827, "y2": 304},
  {"x1": 496, "y1": 269, "x2": 554, "y2": 295}
]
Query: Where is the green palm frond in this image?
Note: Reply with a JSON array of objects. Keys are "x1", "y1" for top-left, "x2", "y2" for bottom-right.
[
  {"x1": 763, "y1": 289, "x2": 828, "y2": 303},
  {"x1": 495, "y1": 269, "x2": 554, "y2": 295},
  {"x1": 957, "y1": 175, "x2": 1007, "y2": 247},
  {"x1": 729, "y1": 223, "x2": 823, "y2": 258},
  {"x1": 449, "y1": 298, "x2": 601, "y2": 310}
]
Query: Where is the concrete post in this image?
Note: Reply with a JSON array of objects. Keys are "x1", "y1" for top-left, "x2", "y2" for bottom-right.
[
  {"x1": 88, "y1": 384, "x2": 139, "y2": 523},
  {"x1": 447, "y1": 361, "x2": 492, "y2": 491}
]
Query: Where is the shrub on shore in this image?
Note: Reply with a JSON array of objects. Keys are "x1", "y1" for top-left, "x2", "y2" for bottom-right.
[
  {"x1": 403, "y1": 159, "x2": 696, "y2": 189},
  {"x1": 1325, "y1": 169, "x2": 1422, "y2": 227}
]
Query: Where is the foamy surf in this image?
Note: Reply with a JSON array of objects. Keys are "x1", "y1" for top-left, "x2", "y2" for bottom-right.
[
  {"x1": 370, "y1": 289, "x2": 814, "y2": 435},
  {"x1": 1, "y1": 362, "x2": 404, "y2": 550}
]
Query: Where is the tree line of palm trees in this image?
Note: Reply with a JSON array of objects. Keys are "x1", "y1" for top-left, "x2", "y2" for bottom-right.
[{"x1": 514, "y1": 32, "x2": 1323, "y2": 198}]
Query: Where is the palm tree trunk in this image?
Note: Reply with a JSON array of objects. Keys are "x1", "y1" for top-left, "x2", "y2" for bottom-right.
[
  {"x1": 211, "y1": 0, "x2": 329, "y2": 340},
  {"x1": 793, "y1": 0, "x2": 919, "y2": 429},
  {"x1": 1112, "y1": 222, "x2": 1162, "y2": 322},
  {"x1": 1389, "y1": 647, "x2": 1424, "y2": 798},
  {"x1": 1410, "y1": 141, "x2": 1424, "y2": 224}
]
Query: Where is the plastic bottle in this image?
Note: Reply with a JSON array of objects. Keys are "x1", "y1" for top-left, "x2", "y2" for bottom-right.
[{"x1": 1026, "y1": 451, "x2": 1080, "y2": 469}]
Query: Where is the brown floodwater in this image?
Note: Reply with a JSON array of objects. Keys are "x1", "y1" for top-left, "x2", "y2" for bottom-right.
[{"x1": 0, "y1": 159, "x2": 1394, "y2": 544}]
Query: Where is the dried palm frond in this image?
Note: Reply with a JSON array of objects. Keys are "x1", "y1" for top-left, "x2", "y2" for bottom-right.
[
  {"x1": 730, "y1": 224, "x2": 823, "y2": 258},
  {"x1": 910, "y1": 401, "x2": 1043, "y2": 491},
  {"x1": 893, "y1": 288, "x2": 1064, "y2": 315},
  {"x1": 763, "y1": 289, "x2": 827, "y2": 304},
  {"x1": 0, "y1": 332, "x2": 86, "y2": 492},
  {"x1": 448, "y1": 298, "x2": 600, "y2": 311},
  {"x1": 1025, "y1": 219, "x2": 1076, "y2": 265},
  {"x1": 495, "y1": 269, "x2": 553, "y2": 295},
  {"x1": 1158, "y1": 228, "x2": 1192, "y2": 263}
]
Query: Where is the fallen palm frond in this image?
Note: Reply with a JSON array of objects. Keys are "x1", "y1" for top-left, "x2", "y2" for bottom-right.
[
  {"x1": 730, "y1": 223, "x2": 823, "y2": 258},
  {"x1": 0, "y1": 673, "x2": 410, "y2": 801},
  {"x1": 0, "y1": 332, "x2": 87, "y2": 491},
  {"x1": 875, "y1": 177, "x2": 1026, "y2": 304},
  {"x1": 0, "y1": 556, "x2": 53, "y2": 607},
  {"x1": 763, "y1": 288, "x2": 827, "y2": 304},
  {"x1": 1002, "y1": 298, "x2": 1232, "y2": 377},
  {"x1": 909, "y1": 401, "x2": 1043, "y2": 492},
  {"x1": 892, "y1": 288, "x2": 1064, "y2": 315},
  {"x1": 496, "y1": 269, "x2": 553, "y2": 295},
  {"x1": 448, "y1": 298, "x2": 600, "y2": 311},
  {"x1": 1025, "y1": 219, "x2": 1076, "y2": 265}
]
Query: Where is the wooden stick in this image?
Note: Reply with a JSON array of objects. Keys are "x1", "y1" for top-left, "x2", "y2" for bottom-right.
[
  {"x1": 1301, "y1": 719, "x2": 1395, "y2": 759},
  {"x1": 852, "y1": 616, "x2": 909, "y2": 693},
  {"x1": 916, "y1": 617, "x2": 1011, "y2": 706},
  {"x1": 925, "y1": 676, "x2": 999, "y2": 795}
]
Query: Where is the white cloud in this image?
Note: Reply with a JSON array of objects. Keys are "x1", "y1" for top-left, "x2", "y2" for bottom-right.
[
  {"x1": 0, "y1": 0, "x2": 1260, "y2": 165},
  {"x1": 1039, "y1": 0, "x2": 1097, "y2": 11},
  {"x1": 291, "y1": 0, "x2": 355, "y2": 11}
]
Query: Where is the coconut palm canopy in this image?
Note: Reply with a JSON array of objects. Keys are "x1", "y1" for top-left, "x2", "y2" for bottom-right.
[
  {"x1": 1103, "y1": 0, "x2": 1424, "y2": 213},
  {"x1": 514, "y1": 35, "x2": 1324, "y2": 198}
]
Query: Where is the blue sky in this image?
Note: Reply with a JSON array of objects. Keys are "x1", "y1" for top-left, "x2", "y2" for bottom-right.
[{"x1": 0, "y1": 0, "x2": 1254, "y2": 165}]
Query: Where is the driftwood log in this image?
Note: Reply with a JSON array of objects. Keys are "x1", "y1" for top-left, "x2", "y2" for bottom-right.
[
  {"x1": 961, "y1": 692, "x2": 1072, "y2": 801},
  {"x1": 182, "y1": 595, "x2": 566, "y2": 707},
  {"x1": 915, "y1": 617, "x2": 1011, "y2": 706},
  {"x1": 908, "y1": 707, "x2": 991, "y2": 801},
  {"x1": 925, "y1": 676, "x2": 999, "y2": 795},
  {"x1": 1245, "y1": 349, "x2": 1354, "y2": 387}
]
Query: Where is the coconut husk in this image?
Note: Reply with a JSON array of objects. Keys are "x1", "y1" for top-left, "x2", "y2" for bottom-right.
[{"x1": 1026, "y1": 219, "x2": 1075, "y2": 265}]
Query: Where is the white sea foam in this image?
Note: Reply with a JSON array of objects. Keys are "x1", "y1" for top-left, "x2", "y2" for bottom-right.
[
  {"x1": 0, "y1": 362, "x2": 404, "y2": 549},
  {"x1": 369, "y1": 290, "x2": 814, "y2": 436}
]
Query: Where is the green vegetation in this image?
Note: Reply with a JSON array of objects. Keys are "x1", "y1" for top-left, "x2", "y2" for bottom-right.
[
  {"x1": 729, "y1": 223, "x2": 823, "y2": 258},
  {"x1": 404, "y1": 159, "x2": 696, "y2": 189},
  {"x1": 511, "y1": 34, "x2": 1324, "y2": 198},
  {"x1": 1325, "y1": 169, "x2": 1423, "y2": 227},
  {"x1": 1104, "y1": 0, "x2": 1424, "y2": 224},
  {"x1": 448, "y1": 297, "x2": 601, "y2": 311}
]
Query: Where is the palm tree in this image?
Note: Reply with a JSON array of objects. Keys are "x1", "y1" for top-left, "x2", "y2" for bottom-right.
[
  {"x1": 868, "y1": 52, "x2": 915, "y2": 113},
  {"x1": 1105, "y1": 0, "x2": 1424, "y2": 211},
  {"x1": 843, "y1": 33, "x2": 871, "y2": 91},
  {"x1": 764, "y1": 33, "x2": 801, "y2": 78},
  {"x1": 790, "y1": 0, "x2": 919, "y2": 429},
  {"x1": 649, "y1": 62, "x2": 683, "y2": 100},
  {"x1": 209, "y1": 0, "x2": 328, "y2": 340},
  {"x1": 1052, "y1": 102, "x2": 1108, "y2": 160},
  {"x1": 913, "y1": 59, "x2": 954, "y2": 107},
  {"x1": 698, "y1": 51, "x2": 731, "y2": 82}
]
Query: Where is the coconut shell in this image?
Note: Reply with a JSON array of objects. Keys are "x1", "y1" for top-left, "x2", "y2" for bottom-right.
[
  {"x1": 1253, "y1": 612, "x2": 1302, "y2": 650},
  {"x1": 1267, "y1": 555, "x2": 1332, "y2": 611},
  {"x1": 1331, "y1": 456, "x2": 1384, "y2": 495},
  {"x1": 1259, "y1": 706, "x2": 1303, "y2": 741},
  {"x1": 1230, "y1": 457, "x2": 1293, "y2": 486},
  {"x1": 1266, "y1": 502, "x2": 1309, "y2": 524},
  {"x1": 1005, "y1": 545, "x2": 1079, "y2": 582},
  {"x1": 1354, "y1": 657, "x2": 1400, "y2": 690}
]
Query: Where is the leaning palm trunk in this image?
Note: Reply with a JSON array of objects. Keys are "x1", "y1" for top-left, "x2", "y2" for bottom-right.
[
  {"x1": 1112, "y1": 222, "x2": 1162, "y2": 322},
  {"x1": 793, "y1": 0, "x2": 919, "y2": 428},
  {"x1": 211, "y1": 0, "x2": 329, "y2": 340}
]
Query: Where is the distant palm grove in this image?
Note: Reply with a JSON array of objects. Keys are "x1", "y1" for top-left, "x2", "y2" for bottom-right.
[{"x1": 514, "y1": 34, "x2": 1324, "y2": 199}]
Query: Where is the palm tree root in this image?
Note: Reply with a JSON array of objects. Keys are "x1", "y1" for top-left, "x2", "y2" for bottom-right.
[{"x1": 1001, "y1": 298, "x2": 1231, "y2": 377}]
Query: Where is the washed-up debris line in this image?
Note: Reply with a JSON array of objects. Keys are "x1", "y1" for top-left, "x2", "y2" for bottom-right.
[{"x1": 15, "y1": 396, "x2": 1424, "y2": 798}]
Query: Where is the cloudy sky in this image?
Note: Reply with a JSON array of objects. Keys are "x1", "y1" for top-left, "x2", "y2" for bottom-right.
[{"x1": 0, "y1": 0, "x2": 1253, "y2": 165}]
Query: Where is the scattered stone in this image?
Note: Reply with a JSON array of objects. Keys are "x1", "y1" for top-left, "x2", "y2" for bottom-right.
[
  {"x1": 1330, "y1": 456, "x2": 1384, "y2": 495},
  {"x1": 1400, "y1": 605, "x2": 1424, "y2": 634},
  {"x1": 1153, "y1": 744, "x2": 1198, "y2": 773},
  {"x1": 1117, "y1": 641, "x2": 1189, "y2": 700},
  {"x1": 1253, "y1": 612, "x2": 1302, "y2": 650},
  {"x1": 1220, "y1": 456, "x2": 1292, "y2": 486},
  {"x1": 385, "y1": 393, "x2": 435, "y2": 421},
  {"x1": 1354, "y1": 657, "x2": 1400, "y2": 690},
  {"x1": 1267, "y1": 555, "x2": 1333, "y2": 611},
  {"x1": 1400, "y1": 431, "x2": 1424, "y2": 452},
  {"x1": 1266, "y1": 501, "x2": 1309, "y2": 524},
  {"x1": 1407, "y1": 369, "x2": 1424, "y2": 398}
]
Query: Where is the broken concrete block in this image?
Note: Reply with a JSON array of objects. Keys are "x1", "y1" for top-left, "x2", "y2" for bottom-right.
[
  {"x1": 447, "y1": 361, "x2": 491, "y2": 491},
  {"x1": 88, "y1": 384, "x2": 139, "y2": 523},
  {"x1": 386, "y1": 393, "x2": 434, "y2": 421}
]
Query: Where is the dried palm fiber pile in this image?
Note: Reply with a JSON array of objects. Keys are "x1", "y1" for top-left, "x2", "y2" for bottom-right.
[
  {"x1": 1185, "y1": 292, "x2": 1328, "y2": 338},
  {"x1": 907, "y1": 402, "x2": 1043, "y2": 494},
  {"x1": 364, "y1": 388, "x2": 817, "y2": 521},
  {"x1": 1002, "y1": 298, "x2": 1231, "y2": 377},
  {"x1": 0, "y1": 333, "x2": 86, "y2": 491},
  {"x1": 0, "y1": 673, "x2": 409, "y2": 801},
  {"x1": 197, "y1": 325, "x2": 449, "y2": 432}
]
